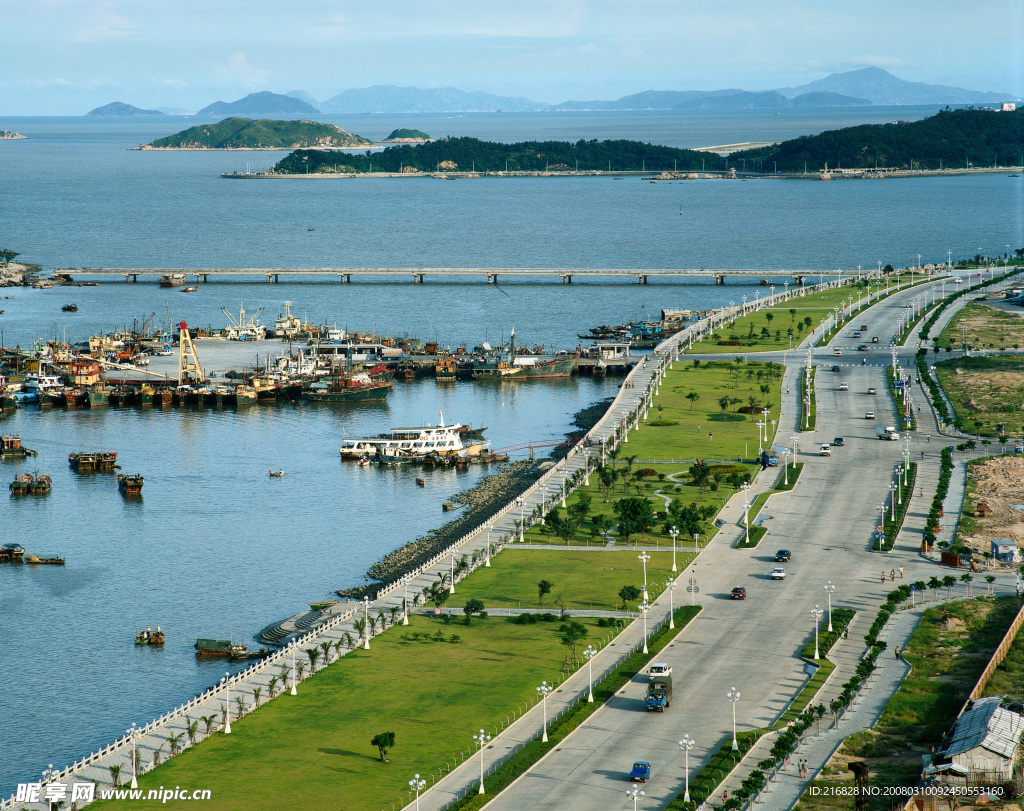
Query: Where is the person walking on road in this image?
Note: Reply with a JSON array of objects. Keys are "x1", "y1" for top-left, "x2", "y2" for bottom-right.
[
  {"x1": 894, "y1": 645, "x2": 900, "y2": 659},
  {"x1": 899, "y1": 566, "x2": 904, "y2": 579}
]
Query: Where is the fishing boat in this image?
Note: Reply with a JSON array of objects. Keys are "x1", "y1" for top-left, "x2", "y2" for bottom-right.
[
  {"x1": 1, "y1": 435, "x2": 36, "y2": 458},
  {"x1": 135, "y1": 626, "x2": 164, "y2": 646},
  {"x1": 0, "y1": 543, "x2": 26, "y2": 561},
  {"x1": 13, "y1": 473, "x2": 52, "y2": 495},
  {"x1": 434, "y1": 354, "x2": 457, "y2": 381},
  {"x1": 472, "y1": 328, "x2": 578, "y2": 380},
  {"x1": 193, "y1": 638, "x2": 269, "y2": 660},
  {"x1": 231, "y1": 384, "x2": 258, "y2": 406},
  {"x1": 118, "y1": 473, "x2": 144, "y2": 494},
  {"x1": 180, "y1": 286, "x2": 199, "y2": 293},
  {"x1": 339, "y1": 413, "x2": 480, "y2": 459},
  {"x1": 24, "y1": 554, "x2": 65, "y2": 565},
  {"x1": 158, "y1": 273, "x2": 188, "y2": 288},
  {"x1": 303, "y1": 367, "x2": 394, "y2": 402},
  {"x1": 268, "y1": 469, "x2": 284, "y2": 477},
  {"x1": 61, "y1": 304, "x2": 78, "y2": 312},
  {"x1": 309, "y1": 599, "x2": 338, "y2": 611},
  {"x1": 69, "y1": 451, "x2": 118, "y2": 471}
]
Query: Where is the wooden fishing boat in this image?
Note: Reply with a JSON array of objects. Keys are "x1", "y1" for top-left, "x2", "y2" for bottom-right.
[
  {"x1": 69, "y1": 451, "x2": 118, "y2": 471},
  {"x1": 309, "y1": 599, "x2": 339, "y2": 611},
  {"x1": 118, "y1": 473, "x2": 144, "y2": 493}
]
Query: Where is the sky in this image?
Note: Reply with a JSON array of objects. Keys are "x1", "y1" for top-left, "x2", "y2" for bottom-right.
[{"x1": 3, "y1": 0, "x2": 1023, "y2": 115}]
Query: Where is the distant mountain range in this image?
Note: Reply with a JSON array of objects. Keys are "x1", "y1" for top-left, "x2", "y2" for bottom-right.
[{"x1": 89, "y1": 68, "x2": 1017, "y2": 118}]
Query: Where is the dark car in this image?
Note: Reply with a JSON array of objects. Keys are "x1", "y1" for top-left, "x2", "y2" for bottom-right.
[
  {"x1": 731, "y1": 587, "x2": 747, "y2": 600},
  {"x1": 857, "y1": 344, "x2": 869, "y2": 351},
  {"x1": 775, "y1": 549, "x2": 791, "y2": 562},
  {"x1": 830, "y1": 364, "x2": 840, "y2": 372},
  {"x1": 833, "y1": 437, "x2": 845, "y2": 446},
  {"x1": 630, "y1": 761, "x2": 651, "y2": 782}
]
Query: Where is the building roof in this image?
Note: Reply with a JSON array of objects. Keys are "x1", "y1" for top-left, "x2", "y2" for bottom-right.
[{"x1": 941, "y1": 696, "x2": 1024, "y2": 760}]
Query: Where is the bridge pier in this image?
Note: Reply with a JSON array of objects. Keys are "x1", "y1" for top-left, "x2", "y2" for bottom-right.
[
  {"x1": 714, "y1": 275, "x2": 725, "y2": 285},
  {"x1": 338, "y1": 274, "x2": 351, "y2": 284},
  {"x1": 266, "y1": 274, "x2": 280, "y2": 283},
  {"x1": 412, "y1": 273, "x2": 424, "y2": 284},
  {"x1": 562, "y1": 274, "x2": 572, "y2": 284},
  {"x1": 792, "y1": 275, "x2": 805, "y2": 285},
  {"x1": 201, "y1": 274, "x2": 209, "y2": 283},
  {"x1": 123, "y1": 274, "x2": 138, "y2": 283},
  {"x1": 636, "y1": 275, "x2": 648, "y2": 285},
  {"x1": 487, "y1": 274, "x2": 499, "y2": 284}
]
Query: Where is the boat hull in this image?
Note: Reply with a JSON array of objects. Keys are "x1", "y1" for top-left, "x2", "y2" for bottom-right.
[{"x1": 473, "y1": 355, "x2": 578, "y2": 380}]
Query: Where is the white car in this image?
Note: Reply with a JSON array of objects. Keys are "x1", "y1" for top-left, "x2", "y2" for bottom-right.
[
  {"x1": 771, "y1": 567, "x2": 787, "y2": 580},
  {"x1": 865, "y1": 411, "x2": 875, "y2": 419},
  {"x1": 839, "y1": 382, "x2": 849, "y2": 391},
  {"x1": 819, "y1": 444, "x2": 831, "y2": 456}
]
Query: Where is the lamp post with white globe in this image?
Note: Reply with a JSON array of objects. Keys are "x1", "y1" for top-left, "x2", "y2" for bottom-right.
[
  {"x1": 639, "y1": 600, "x2": 651, "y2": 654},
  {"x1": 811, "y1": 604, "x2": 824, "y2": 659},
  {"x1": 473, "y1": 728, "x2": 491, "y2": 794},
  {"x1": 222, "y1": 672, "x2": 232, "y2": 734},
  {"x1": 537, "y1": 681, "x2": 552, "y2": 742},
  {"x1": 824, "y1": 581, "x2": 836, "y2": 632},
  {"x1": 638, "y1": 551, "x2": 650, "y2": 601},
  {"x1": 627, "y1": 786, "x2": 645, "y2": 810},
  {"x1": 127, "y1": 722, "x2": 139, "y2": 787},
  {"x1": 584, "y1": 644, "x2": 598, "y2": 702},
  {"x1": 666, "y1": 579, "x2": 676, "y2": 629},
  {"x1": 669, "y1": 525, "x2": 679, "y2": 572},
  {"x1": 679, "y1": 734, "x2": 695, "y2": 802},
  {"x1": 727, "y1": 687, "x2": 741, "y2": 750},
  {"x1": 409, "y1": 774, "x2": 426, "y2": 811},
  {"x1": 363, "y1": 595, "x2": 372, "y2": 649}
]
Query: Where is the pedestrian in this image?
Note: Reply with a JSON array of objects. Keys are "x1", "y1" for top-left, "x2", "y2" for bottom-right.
[
  {"x1": 899, "y1": 566, "x2": 904, "y2": 579},
  {"x1": 927, "y1": 434, "x2": 931, "y2": 442},
  {"x1": 697, "y1": 424, "x2": 700, "y2": 433},
  {"x1": 890, "y1": 569, "x2": 895, "y2": 581},
  {"x1": 881, "y1": 571, "x2": 886, "y2": 583},
  {"x1": 722, "y1": 790, "x2": 728, "y2": 804},
  {"x1": 894, "y1": 645, "x2": 900, "y2": 659},
  {"x1": 843, "y1": 626, "x2": 849, "y2": 639},
  {"x1": 921, "y1": 450, "x2": 925, "y2": 459}
]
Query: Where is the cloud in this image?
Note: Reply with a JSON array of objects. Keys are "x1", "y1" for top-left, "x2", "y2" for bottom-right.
[
  {"x1": 149, "y1": 77, "x2": 190, "y2": 89},
  {"x1": 69, "y1": 4, "x2": 140, "y2": 44},
  {"x1": 842, "y1": 55, "x2": 914, "y2": 71},
  {"x1": 205, "y1": 52, "x2": 270, "y2": 88}
]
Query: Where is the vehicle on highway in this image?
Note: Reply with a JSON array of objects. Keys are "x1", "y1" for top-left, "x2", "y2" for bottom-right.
[
  {"x1": 630, "y1": 762, "x2": 651, "y2": 782},
  {"x1": 876, "y1": 426, "x2": 899, "y2": 440},
  {"x1": 833, "y1": 437, "x2": 845, "y2": 446},
  {"x1": 645, "y1": 666, "x2": 672, "y2": 712},
  {"x1": 819, "y1": 443, "x2": 831, "y2": 456},
  {"x1": 731, "y1": 587, "x2": 746, "y2": 600},
  {"x1": 775, "y1": 549, "x2": 791, "y2": 562},
  {"x1": 765, "y1": 451, "x2": 779, "y2": 467},
  {"x1": 831, "y1": 364, "x2": 841, "y2": 372},
  {"x1": 852, "y1": 332, "x2": 861, "y2": 337},
  {"x1": 872, "y1": 336, "x2": 879, "y2": 343},
  {"x1": 860, "y1": 324, "x2": 868, "y2": 331},
  {"x1": 770, "y1": 567, "x2": 787, "y2": 580},
  {"x1": 865, "y1": 411, "x2": 875, "y2": 419},
  {"x1": 839, "y1": 381, "x2": 849, "y2": 391},
  {"x1": 857, "y1": 344, "x2": 869, "y2": 351},
  {"x1": 867, "y1": 387, "x2": 877, "y2": 395},
  {"x1": 833, "y1": 348, "x2": 842, "y2": 356}
]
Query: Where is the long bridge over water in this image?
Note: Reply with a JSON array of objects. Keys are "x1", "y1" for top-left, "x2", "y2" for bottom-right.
[{"x1": 60, "y1": 267, "x2": 878, "y2": 285}]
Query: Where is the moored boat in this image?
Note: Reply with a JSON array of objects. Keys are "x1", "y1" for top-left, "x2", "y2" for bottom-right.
[
  {"x1": 339, "y1": 413, "x2": 480, "y2": 459},
  {"x1": 0, "y1": 543, "x2": 26, "y2": 560},
  {"x1": 28, "y1": 474, "x2": 52, "y2": 495},
  {"x1": 69, "y1": 451, "x2": 118, "y2": 471},
  {"x1": 159, "y1": 273, "x2": 188, "y2": 287},
  {"x1": 1, "y1": 435, "x2": 36, "y2": 458},
  {"x1": 304, "y1": 368, "x2": 393, "y2": 402},
  {"x1": 309, "y1": 599, "x2": 338, "y2": 611},
  {"x1": 472, "y1": 329, "x2": 578, "y2": 380},
  {"x1": 118, "y1": 473, "x2": 144, "y2": 493},
  {"x1": 193, "y1": 638, "x2": 268, "y2": 659}
]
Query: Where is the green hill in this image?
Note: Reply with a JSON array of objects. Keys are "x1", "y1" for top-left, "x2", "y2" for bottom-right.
[
  {"x1": 382, "y1": 128, "x2": 432, "y2": 142},
  {"x1": 272, "y1": 136, "x2": 710, "y2": 174},
  {"x1": 143, "y1": 118, "x2": 372, "y2": 149},
  {"x1": 740, "y1": 108, "x2": 1024, "y2": 171}
]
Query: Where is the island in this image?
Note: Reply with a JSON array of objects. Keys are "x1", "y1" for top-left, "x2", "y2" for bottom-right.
[
  {"x1": 88, "y1": 101, "x2": 165, "y2": 116},
  {"x1": 0, "y1": 130, "x2": 27, "y2": 140},
  {"x1": 138, "y1": 118, "x2": 373, "y2": 150},
  {"x1": 378, "y1": 128, "x2": 432, "y2": 143}
]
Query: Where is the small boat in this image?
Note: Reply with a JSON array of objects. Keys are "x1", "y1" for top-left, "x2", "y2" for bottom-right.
[
  {"x1": 268, "y1": 469, "x2": 284, "y2": 477},
  {"x1": 442, "y1": 501, "x2": 458, "y2": 511},
  {"x1": 158, "y1": 273, "x2": 188, "y2": 288},
  {"x1": 180, "y1": 286, "x2": 198, "y2": 293},
  {"x1": 118, "y1": 473, "x2": 144, "y2": 494},
  {"x1": 69, "y1": 451, "x2": 118, "y2": 471},
  {"x1": 309, "y1": 599, "x2": 338, "y2": 611},
  {"x1": 62, "y1": 304, "x2": 78, "y2": 312},
  {"x1": 415, "y1": 478, "x2": 425, "y2": 487},
  {"x1": 194, "y1": 638, "x2": 268, "y2": 660},
  {"x1": 24, "y1": 554, "x2": 65, "y2": 565},
  {"x1": 356, "y1": 455, "x2": 372, "y2": 467},
  {"x1": 135, "y1": 626, "x2": 164, "y2": 646},
  {"x1": 0, "y1": 543, "x2": 26, "y2": 561}
]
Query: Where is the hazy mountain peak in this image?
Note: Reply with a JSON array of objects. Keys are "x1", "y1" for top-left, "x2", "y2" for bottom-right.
[{"x1": 196, "y1": 91, "x2": 320, "y2": 118}]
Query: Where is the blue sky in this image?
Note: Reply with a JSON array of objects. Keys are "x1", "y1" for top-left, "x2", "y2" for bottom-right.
[{"x1": 3, "y1": 0, "x2": 1022, "y2": 114}]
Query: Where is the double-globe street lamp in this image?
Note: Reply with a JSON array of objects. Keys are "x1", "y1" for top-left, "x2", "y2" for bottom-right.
[
  {"x1": 473, "y1": 728, "x2": 492, "y2": 794},
  {"x1": 824, "y1": 581, "x2": 836, "y2": 632},
  {"x1": 584, "y1": 644, "x2": 598, "y2": 702},
  {"x1": 811, "y1": 604, "x2": 824, "y2": 659},
  {"x1": 727, "y1": 687, "x2": 741, "y2": 750},
  {"x1": 679, "y1": 734, "x2": 695, "y2": 802},
  {"x1": 537, "y1": 681, "x2": 553, "y2": 742},
  {"x1": 638, "y1": 551, "x2": 651, "y2": 601}
]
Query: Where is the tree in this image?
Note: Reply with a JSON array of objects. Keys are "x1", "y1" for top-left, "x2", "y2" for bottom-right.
[
  {"x1": 618, "y1": 584, "x2": 641, "y2": 610},
  {"x1": 559, "y1": 621, "x2": 589, "y2": 668},
  {"x1": 960, "y1": 573, "x2": 973, "y2": 596},
  {"x1": 566, "y1": 490, "x2": 592, "y2": 529},
  {"x1": 306, "y1": 647, "x2": 321, "y2": 672},
  {"x1": 109, "y1": 764, "x2": 122, "y2": 788},
  {"x1": 686, "y1": 391, "x2": 700, "y2": 410},
  {"x1": 0, "y1": 249, "x2": 20, "y2": 268},
  {"x1": 718, "y1": 395, "x2": 731, "y2": 418},
  {"x1": 538, "y1": 579, "x2": 554, "y2": 606},
  {"x1": 186, "y1": 716, "x2": 198, "y2": 745},
  {"x1": 598, "y1": 464, "x2": 615, "y2": 502},
  {"x1": 614, "y1": 496, "x2": 656, "y2": 541},
  {"x1": 167, "y1": 732, "x2": 183, "y2": 755},
  {"x1": 252, "y1": 686, "x2": 262, "y2": 707},
  {"x1": 942, "y1": 575, "x2": 957, "y2": 597},
  {"x1": 200, "y1": 714, "x2": 218, "y2": 735},
  {"x1": 688, "y1": 460, "x2": 711, "y2": 496},
  {"x1": 463, "y1": 598, "x2": 485, "y2": 624},
  {"x1": 321, "y1": 640, "x2": 334, "y2": 666},
  {"x1": 371, "y1": 731, "x2": 396, "y2": 762}
]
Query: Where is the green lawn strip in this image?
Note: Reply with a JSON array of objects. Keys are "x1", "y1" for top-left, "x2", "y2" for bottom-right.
[
  {"x1": 886, "y1": 365, "x2": 915, "y2": 431},
  {"x1": 448, "y1": 605, "x2": 703, "y2": 811},
  {"x1": 92, "y1": 614, "x2": 610, "y2": 811},
  {"x1": 800, "y1": 366, "x2": 816, "y2": 431},
  {"x1": 626, "y1": 358, "x2": 784, "y2": 460},
  {"x1": 687, "y1": 283, "x2": 874, "y2": 355},
  {"x1": 878, "y1": 463, "x2": 917, "y2": 552},
  {"x1": 797, "y1": 596, "x2": 1023, "y2": 811},
  {"x1": 452, "y1": 549, "x2": 680, "y2": 611}
]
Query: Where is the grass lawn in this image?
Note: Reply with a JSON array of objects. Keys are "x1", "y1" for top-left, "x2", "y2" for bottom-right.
[
  {"x1": 94, "y1": 613, "x2": 608, "y2": 811},
  {"x1": 452, "y1": 548, "x2": 682, "y2": 610},
  {"x1": 934, "y1": 300, "x2": 1024, "y2": 352},
  {"x1": 934, "y1": 354, "x2": 1024, "y2": 435},
  {"x1": 625, "y1": 359, "x2": 784, "y2": 461},
  {"x1": 794, "y1": 596, "x2": 1021, "y2": 811}
]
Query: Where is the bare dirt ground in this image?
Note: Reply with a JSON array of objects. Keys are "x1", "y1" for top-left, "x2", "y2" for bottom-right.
[{"x1": 962, "y1": 456, "x2": 1024, "y2": 556}]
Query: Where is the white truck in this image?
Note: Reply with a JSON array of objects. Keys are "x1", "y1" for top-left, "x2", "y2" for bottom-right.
[{"x1": 876, "y1": 426, "x2": 900, "y2": 441}]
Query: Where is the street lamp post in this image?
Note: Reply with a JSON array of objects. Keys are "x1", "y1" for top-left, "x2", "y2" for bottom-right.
[
  {"x1": 473, "y1": 728, "x2": 492, "y2": 794},
  {"x1": 449, "y1": 555, "x2": 456, "y2": 594},
  {"x1": 638, "y1": 551, "x2": 651, "y2": 601},
  {"x1": 517, "y1": 496, "x2": 525, "y2": 542},
  {"x1": 679, "y1": 734, "x2": 695, "y2": 802},
  {"x1": 783, "y1": 448, "x2": 789, "y2": 486},
  {"x1": 693, "y1": 532, "x2": 699, "y2": 551},
  {"x1": 687, "y1": 575, "x2": 698, "y2": 606},
  {"x1": 42, "y1": 765, "x2": 59, "y2": 811},
  {"x1": 666, "y1": 579, "x2": 676, "y2": 629},
  {"x1": 127, "y1": 722, "x2": 139, "y2": 788},
  {"x1": 627, "y1": 786, "x2": 645, "y2": 810},
  {"x1": 727, "y1": 687, "x2": 741, "y2": 750},
  {"x1": 824, "y1": 581, "x2": 835, "y2": 632},
  {"x1": 640, "y1": 600, "x2": 650, "y2": 654},
  {"x1": 485, "y1": 524, "x2": 492, "y2": 567},
  {"x1": 889, "y1": 482, "x2": 897, "y2": 521},
  {"x1": 669, "y1": 525, "x2": 679, "y2": 572},
  {"x1": 741, "y1": 483, "x2": 750, "y2": 545},
  {"x1": 584, "y1": 644, "x2": 597, "y2": 702},
  {"x1": 409, "y1": 774, "x2": 426, "y2": 811},
  {"x1": 363, "y1": 595, "x2": 372, "y2": 649},
  {"x1": 402, "y1": 575, "x2": 411, "y2": 625},
  {"x1": 223, "y1": 672, "x2": 232, "y2": 734},
  {"x1": 791, "y1": 434, "x2": 799, "y2": 468},
  {"x1": 290, "y1": 640, "x2": 298, "y2": 694},
  {"x1": 537, "y1": 681, "x2": 552, "y2": 742},
  {"x1": 811, "y1": 605, "x2": 824, "y2": 659}
]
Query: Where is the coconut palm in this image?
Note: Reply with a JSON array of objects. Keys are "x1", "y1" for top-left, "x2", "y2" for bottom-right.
[
  {"x1": 252, "y1": 686, "x2": 262, "y2": 707},
  {"x1": 279, "y1": 664, "x2": 291, "y2": 682},
  {"x1": 354, "y1": 617, "x2": 367, "y2": 641},
  {"x1": 109, "y1": 764, "x2": 122, "y2": 788},
  {"x1": 268, "y1": 676, "x2": 279, "y2": 698},
  {"x1": 167, "y1": 732, "x2": 183, "y2": 756},
  {"x1": 377, "y1": 607, "x2": 387, "y2": 628},
  {"x1": 200, "y1": 714, "x2": 218, "y2": 735},
  {"x1": 152, "y1": 745, "x2": 163, "y2": 767},
  {"x1": 296, "y1": 661, "x2": 306, "y2": 680},
  {"x1": 235, "y1": 695, "x2": 246, "y2": 717},
  {"x1": 306, "y1": 647, "x2": 320, "y2": 672},
  {"x1": 368, "y1": 616, "x2": 378, "y2": 636},
  {"x1": 185, "y1": 716, "x2": 198, "y2": 745},
  {"x1": 344, "y1": 631, "x2": 356, "y2": 649},
  {"x1": 320, "y1": 640, "x2": 333, "y2": 665},
  {"x1": 389, "y1": 606, "x2": 400, "y2": 625},
  {"x1": 334, "y1": 638, "x2": 345, "y2": 657}
]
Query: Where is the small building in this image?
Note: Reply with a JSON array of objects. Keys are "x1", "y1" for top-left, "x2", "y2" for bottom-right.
[
  {"x1": 925, "y1": 696, "x2": 1024, "y2": 785},
  {"x1": 588, "y1": 342, "x2": 631, "y2": 361},
  {"x1": 1001, "y1": 102, "x2": 1016, "y2": 112},
  {"x1": 991, "y1": 540, "x2": 1018, "y2": 563}
]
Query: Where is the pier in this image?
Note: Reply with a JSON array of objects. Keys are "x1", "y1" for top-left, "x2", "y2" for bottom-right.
[{"x1": 59, "y1": 267, "x2": 875, "y2": 285}]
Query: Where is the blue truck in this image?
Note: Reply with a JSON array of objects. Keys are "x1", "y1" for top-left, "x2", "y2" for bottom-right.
[{"x1": 645, "y1": 663, "x2": 673, "y2": 711}]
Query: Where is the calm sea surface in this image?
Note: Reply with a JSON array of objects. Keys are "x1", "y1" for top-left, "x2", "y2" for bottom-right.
[{"x1": 0, "y1": 110, "x2": 1021, "y2": 794}]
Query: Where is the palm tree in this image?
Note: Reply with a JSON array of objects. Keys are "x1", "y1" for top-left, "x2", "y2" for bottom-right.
[
  {"x1": 200, "y1": 714, "x2": 218, "y2": 735},
  {"x1": 167, "y1": 732, "x2": 183, "y2": 756},
  {"x1": 235, "y1": 695, "x2": 246, "y2": 717},
  {"x1": 685, "y1": 391, "x2": 700, "y2": 410},
  {"x1": 320, "y1": 640, "x2": 333, "y2": 665},
  {"x1": 279, "y1": 664, "x2": 291, "y2": 683},
  {"x1": 334, "y1": 638, "x2": 346, "y2": 657},
  {"x1": 368, "y1": 616, "x2": 378, "y2": 636},
  {"x1": 152, "y1": 745, "x2": 163, "y2": 767},
  {"x1": 389, "y1": 606, "x2": 400, "y2": 625},
  {"x1": 109, "y1": 764, "x2": 123, "y2": 788},
  {"x1": 306, "y1": 647, "x2": 321, "y2": 672},
  {"x1": 344, "y1": 631, "x2": 355, "y2": 649},
  {"x1": 354, "y1": 618, "x2": 367, "y2": 642},
  {"x1": 253, "y1": 686, "x2": 262, "y2": 707},
  {"x1": 377, "y1": 607, "x2": 387, "y2": 628},
  {"x1": 296, "y1": 661, "x2": 306, "y2": 680},
  {"x1": 268, "y1": 676, "x2": 279, "y2": 698},
  {"x1": 185, "y1": 716, "x2": 198, "y2": 745}
]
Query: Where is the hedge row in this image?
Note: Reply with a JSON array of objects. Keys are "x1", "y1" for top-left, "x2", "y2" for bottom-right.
[
  {"x1": 446, "y1": 605, "x2": 702, "y2": 811},
  {"x1": 922, "y1": 447, "x2": 955, "y2": 548},
  {"x1": 801, "y1": 366, "x2": 816, "y2": 432},
  {"x1": 736, "y1": 464, "x2": 804, "y2": 548},
  {"x1": 886, "y1": 365, "x2": 916, "y2": 431},
  {"x1": 916, "y1": 349, "x2": 950, "y2": 423},
  {"x1": 801, "y1": 607, "x2": 857, "y2": 660},
  {"x1": 879, "y1": 463, "x2": 917, "y2": 552}
]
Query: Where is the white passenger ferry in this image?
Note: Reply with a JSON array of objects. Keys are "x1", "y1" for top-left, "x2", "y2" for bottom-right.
[{"x1": 339, "y1": 413, "x2": 477, "y2": 460}]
